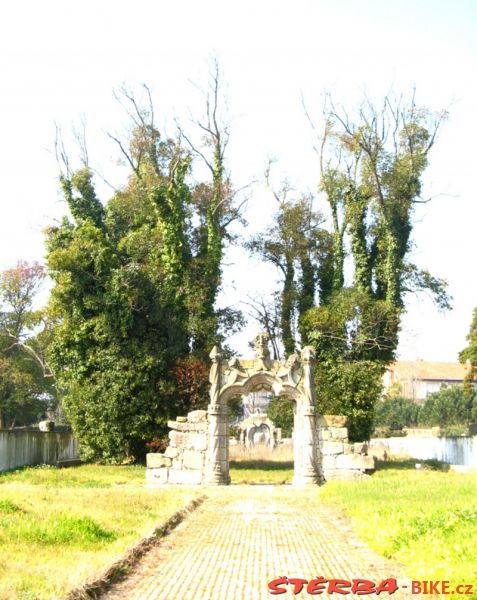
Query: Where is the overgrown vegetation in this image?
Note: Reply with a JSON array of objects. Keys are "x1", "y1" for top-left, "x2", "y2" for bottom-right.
[
  {"x1": 0, "y1": 465, "x2": 198, "y2": 599},
  {"x1": 249, "y1": 95, "x2": 450, "y2": 441},
  {"x1": 374, "y1": 386, "x2": 476, "y2": 434},
  {"x1": 46, "y1": 72, "x2": 244, "y2": 462}
]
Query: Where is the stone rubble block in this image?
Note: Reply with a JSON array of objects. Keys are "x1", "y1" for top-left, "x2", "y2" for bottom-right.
[
  {"x1": 164, "y1": 446, "x2": 179, "y2": 459},
  {"x1": 169, "y1": 430, "x2": 189, "y2": 448},
  {"x1": 188, "y1": 410, "x2": 207, "y2": 423},
  {"x1": 172, "y1": 459, "x2": 183, "y2": 469},
  {"x1": 190, "y1": 433, "x2": 208, "y2": 451},
  {"x1": 317, "y1": 415, "x2": 348, "y2": 427},
  {"x1": 322, "y1": 455, "x2": 337, "y2": 469},
  {"x1": 335, "y1": 453, "x2": 375, "y2": 471},
  {"x1": 145, "y1": 467, "x2": 168, "y2": 484},
  {"x1": 352, "y1": 442, "x2": 367, "y2": 454},
  {"x1": 168, "y1": 469, "x2": 203, "y2": 485},
  {"x1": 146, "y1": 453, "x2": 172, "y2": 468},
  {"x1": 317, "y1": 428, "x2": 331, "y2": 440},
  {"x1": 320, "y1": 441, "x2": 344, "y2": 455},
  {"x1": 183, "y1": 450, "x2": 205, "y2": 470},
  {"x1": 168, "y1": 420, "x2": 208, "y2": 432},
  {"x1": 330, "y1": 427, "x2": 348, "y2": 440}
]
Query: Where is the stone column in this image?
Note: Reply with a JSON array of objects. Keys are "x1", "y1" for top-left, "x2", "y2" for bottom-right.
[
  {"x1": 205, "y1": 346, "x2": 229, "y2": 485},
  {"x1": 292, "y1": 346, "x2": 322, "y2": 485},
  {"x1": 205, "y1": 403, "x2": 229, "y2": 485}
]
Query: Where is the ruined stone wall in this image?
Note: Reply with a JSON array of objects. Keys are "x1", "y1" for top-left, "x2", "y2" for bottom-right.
[
  {"x1": 146, "y1": 410, "x2": 208, "y2": 485},
  {"x1": 146, "y1": 410, "x2": 376, "y2": 485},
  {"x1": 317, "y1": 415, "x2": 375, "y2": 480}
]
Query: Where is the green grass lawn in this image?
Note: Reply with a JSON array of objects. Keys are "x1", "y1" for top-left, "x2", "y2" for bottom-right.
[
  {"x1": 230, "y1": 460, "x2": 293, "y2": 484},
  {"x1": 0, "y1": 464, "x2": 198, "y2": 600},
  {"x1": 319, "y1": 460, "x2": 477, "y2": 598}
]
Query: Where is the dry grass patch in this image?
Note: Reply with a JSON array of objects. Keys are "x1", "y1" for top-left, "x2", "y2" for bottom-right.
[
  {"x1": 229, "y1": 443, "x2": 294, "y2": 484},
  {"x1": 0, "y1": 464, "x2": 199, "y2": 600}
]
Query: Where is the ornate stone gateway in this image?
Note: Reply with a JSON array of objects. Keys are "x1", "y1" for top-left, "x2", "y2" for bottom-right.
[
  {"x1": 206, "y1": 333, "x2": 323, "y2": 486},
  {"x1": 146, "y1": 332, "x2": 376, "y2": 486}
]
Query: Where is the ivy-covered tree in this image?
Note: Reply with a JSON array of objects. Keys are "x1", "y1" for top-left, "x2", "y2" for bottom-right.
[
  {"x1": 300, "y1": 95, "x2": 450, "y2": 439},
  {"x1": 46, "y1": 84, "x2": 243, "y2": 461},
  {"x1": 247, "y1": 183, "x2": 331, "y2": 356}
]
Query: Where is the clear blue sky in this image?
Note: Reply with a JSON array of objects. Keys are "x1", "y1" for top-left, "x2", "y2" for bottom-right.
[{"x1": 0, "y1": 0, "x2": 476, "y2": 359}]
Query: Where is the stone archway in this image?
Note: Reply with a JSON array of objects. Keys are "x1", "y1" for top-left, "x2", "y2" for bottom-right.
[{"x1": 205, "y1": 333, "x2": 324, "y2": 486}]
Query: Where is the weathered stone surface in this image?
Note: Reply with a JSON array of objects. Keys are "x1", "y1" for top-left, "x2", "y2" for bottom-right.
[
  {"x1": 330, "y1": 427, "x2": 348, "y2": 440},
  {"x1": 177, "y1": 416, "x2": 187, "y2": 423},
  {"x1": 335, "y1": 454, "x2": 375, "y2": 471},
  {"x1": 146, "y1": 467, "x2": 168, "y2": 484},
  {"x1": 190, "y1": 433, "x2": 208, "y2": 451},
  {"x1": 146, "y1": 453, "x2": 172, "y2": 468},
  {"x1": 168, "y1": 469, "x2": 202, "y2": 485},
  {"x1": 164, "y1": 446, "x2": 179, "y2": 459},
  {"x1": 322, "y1": 455, "x2": 337, "y2": 469},
  {"x1": 168, "y1": 421, "x2": 208, "y2": 432},
  {"x1": 172, "y1": 459, "x2": 183, "y2": 470},
  {"x1": 368, "y1": 442, "x2": 388, "y2": 460},
  {"x1": 317, "y1": 415, "x2": 348, "y2": 427},
  {"x1": 183, "y1": 450, "x2": 205, "y2": 470},
  {"x1": 320, "y1": 441, "x2": 343, "y2": 455},
  {"x1": 169, "y1": 431, "x2": 189, "y2": 448},
  {"x1": 188, "y1": 410, "x2": 207, "y2": 423},
  {"x1": 317, "y1": 428, "x2": 331, "y2": 440},
  {"x1": 352, "y1": 442, "x2": 367, "y2": 454}
]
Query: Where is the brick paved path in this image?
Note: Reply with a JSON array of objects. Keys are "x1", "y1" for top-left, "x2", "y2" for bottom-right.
[{"x1": 102, "y1": 486, "x2": 410, "y2": 599}]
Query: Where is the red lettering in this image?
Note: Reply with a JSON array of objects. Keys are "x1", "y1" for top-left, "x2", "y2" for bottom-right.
[
  {"x1": 288, "y1": 578, "x2": 308, "y2": 594},
  {"x1": 412, "y1": 581, "x2": 422, "y2": 594},
  {"x1": 352, "y1": 579, "x2": 376, "y2": 595},
  {"x1": 429, "y1": 581, "x2": 439, "y2": 594},
  {"x1": 268, "y1": 576, "x2": 288, "y2": 595},
  {"x1": 327, "y1": 579, "x2": 352, "y2": 594},
  {"x1": 307, "y1": 577, "x2": 328, "y2": 595},
  {"x1": 441, "y1": 581, "x2": 450, "y2": 594},
  {"x1": 375, "y1": 578, "x2": 398, "y2": 595}
]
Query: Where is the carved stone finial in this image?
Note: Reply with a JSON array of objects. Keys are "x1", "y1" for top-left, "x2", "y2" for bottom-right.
[
  {"x1": 253, "y1": 332, "x2": 271, "y2": 371},
  {"x1": 301, "y1": 345, "x2": 316, "y2": 364},
  {"x1": 210, "y1": 345, "x2": 222, "y2": 362}
]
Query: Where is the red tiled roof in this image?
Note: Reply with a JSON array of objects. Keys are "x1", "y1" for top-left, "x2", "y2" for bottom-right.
[{"x1": 386, "y1": 360, "x2": 476, "y2": 382}]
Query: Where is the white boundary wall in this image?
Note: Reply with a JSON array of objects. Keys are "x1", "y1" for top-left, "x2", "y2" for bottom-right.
[
  {"x1": 0, "y1": 430, "x2": 79, "y2": 472},
  {"x1": 372, "y1": 436, "x2": 477, "y2": 466}
]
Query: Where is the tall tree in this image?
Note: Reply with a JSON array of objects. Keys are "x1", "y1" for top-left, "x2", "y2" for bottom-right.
[
  {"x1": 247, "y1": 177, "x2": 331, "y2": 355},
  {"x1": 300, "y1": 94, "x2": 450, "y2": 439},
  {"x1": 182, "y1": 62, "x2": 246, "y2": 357},
  {"x1": 46, "y1": 80, "x2": 243, "y2": 461}
]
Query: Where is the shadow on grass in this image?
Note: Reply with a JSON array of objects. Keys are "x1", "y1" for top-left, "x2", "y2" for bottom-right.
[
  {"x1": 377, "y1": 458, "x2": 448, "y2": 471},
  {"x1": 230, "y1": 460, "x2": 294, "y2": 471}
]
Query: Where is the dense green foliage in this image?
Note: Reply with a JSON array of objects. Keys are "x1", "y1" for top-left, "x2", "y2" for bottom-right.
[
  {"x1": 374, "y1": 386, "x2": 476, "y2": 435},
  {"x1": 374, "y1": 396, "x2": 421, "y2": 432},
  {"x1": 0, "y1": 261, "x2": 55, "y2": 428},
  {"x1": 460, "y1": 307, "x2": 477, "y2": 397},
  {"x1": 46, "y1": 87, "x2": 241, "y2": 461},
  {"x1": 418, "y1": 385, "x2": 476, "y2": 428},
  {"x1": 266, "y1": 396, "x2": 294, "y2": 437}
]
